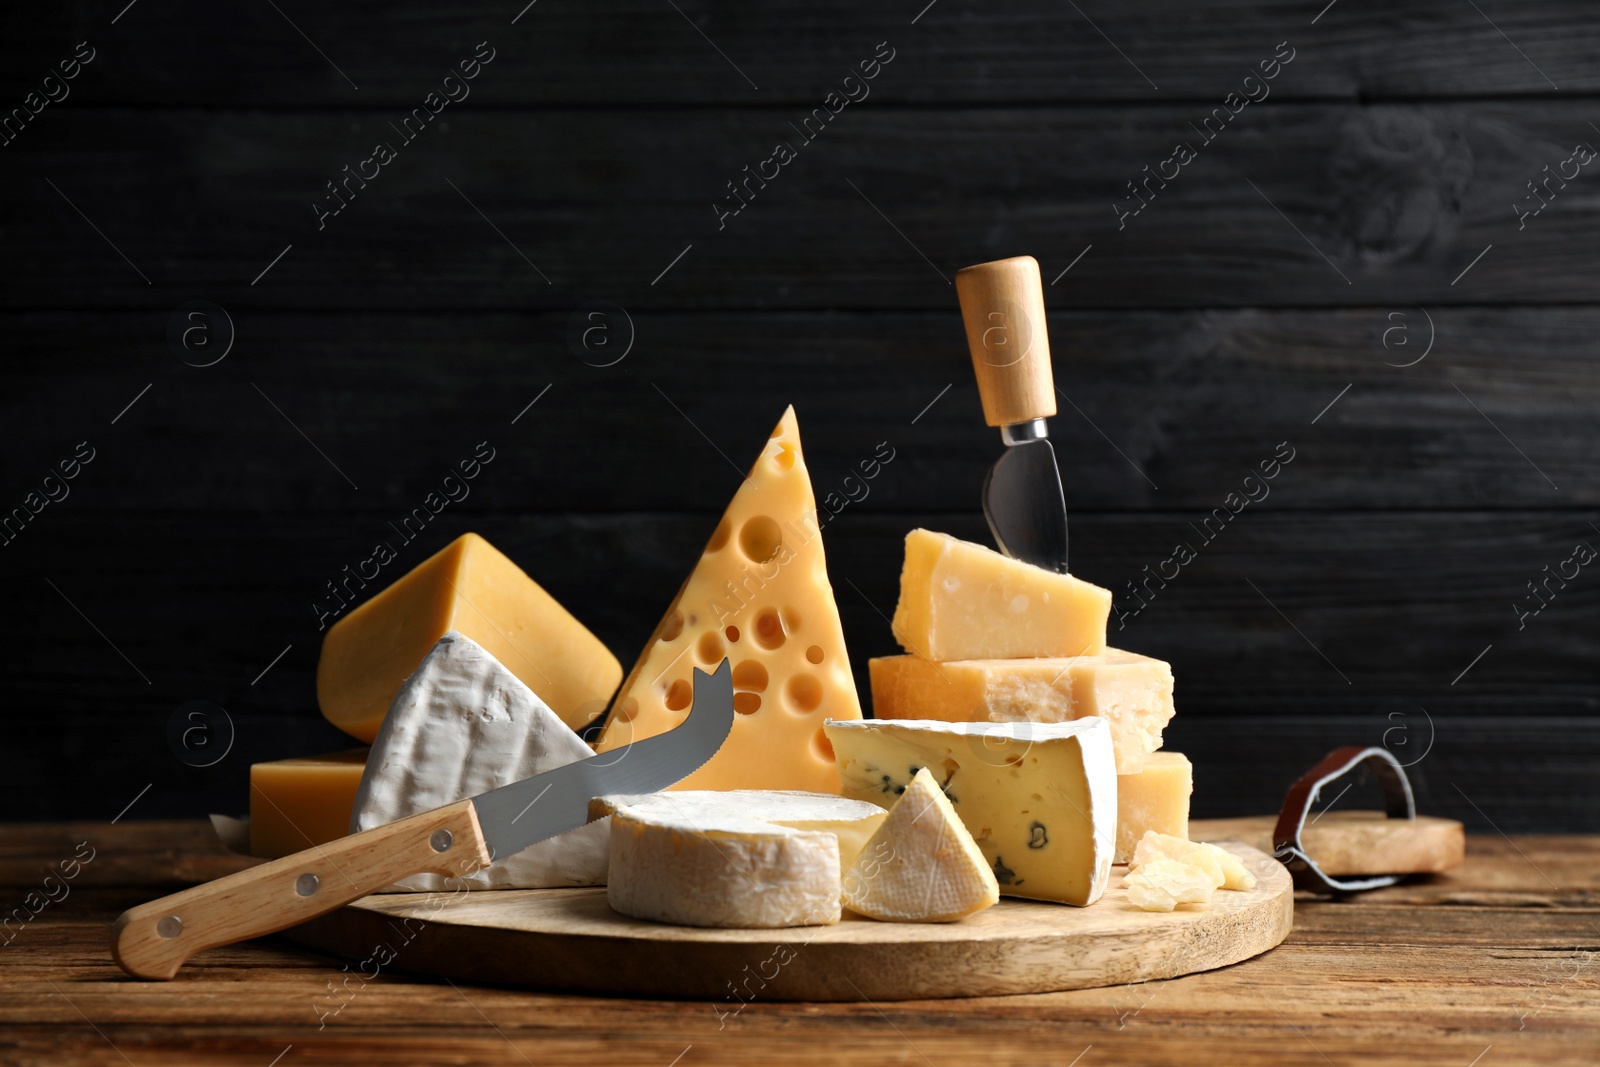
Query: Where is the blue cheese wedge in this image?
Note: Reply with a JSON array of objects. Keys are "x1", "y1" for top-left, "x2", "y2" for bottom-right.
[
  {"x1": 592, "y1": 791, "x2": 887, "y2": 928},
  {"x1": 350, "y1": 631, "x2": 609, "y2": 891},
  {"x1": 824, "y1": 717, "x2": 1117, "y2": 906}
]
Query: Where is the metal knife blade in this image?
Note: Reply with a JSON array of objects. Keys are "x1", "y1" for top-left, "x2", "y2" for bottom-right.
[
  {"x1": 470, "y1": 658, "x2": 734, "y2": 862},
  {"x1": 983, "y1": 422, "x2": 1069, "y2": 573}
]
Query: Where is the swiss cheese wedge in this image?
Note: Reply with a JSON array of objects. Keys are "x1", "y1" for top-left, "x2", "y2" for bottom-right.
[{"x1": 594, "y1": 406, "x2": 862, "y2": 791}]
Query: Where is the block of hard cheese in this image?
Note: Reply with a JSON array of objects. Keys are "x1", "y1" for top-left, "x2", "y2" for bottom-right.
[
  {"x1": 826, "y1": 716, "x2": 1116, "y2": 906},
  {"x1": 249, "y1": 748, "x2": 367, "y2": 859},
  {"x1": 350, "y1": 631, "x2": 609, "y2": 891},
  {"x1": 869, "y1": 649, "x2": 1174, "y2": 773},
  {"x1": 317, "y1": 532, "x2": 621, "y2": 741},
  {"x1": 890, "y1": 529, "x2": 1111, "y2": 660},
  {"x1": 1115, "y1": 751, "x2": 1192, "y2": 863},
  {"x1": 593, "y1": 407, "x2": 862, "y2": 792},
  {"x1": 594, "y1": 791, "x2": 887, "y2": 928}
]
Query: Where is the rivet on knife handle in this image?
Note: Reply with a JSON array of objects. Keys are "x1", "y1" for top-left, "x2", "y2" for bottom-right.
[
  {"x1": 956, "y1": 255, "x2": 1057, "y2": 428},
  {"x1": 112, "y1": 663, "x2": 736, "y2": 980},
  {"x1": 111, "y1": 799, "x2": 492, "y2": 980}
]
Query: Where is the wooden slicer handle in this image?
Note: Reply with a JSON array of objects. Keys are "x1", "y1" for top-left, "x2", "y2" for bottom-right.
[
  {"x1": 111, "y1": 798, "x2": 491, "y2": 980},
  {"x1": 955, "y1": 255, "x2": 1057, "y2": 428}
]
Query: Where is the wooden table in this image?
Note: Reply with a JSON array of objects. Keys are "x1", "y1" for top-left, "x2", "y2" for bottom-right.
[{"x1": 3, "y1": 821, "x2": 1595, "y2": 1066}]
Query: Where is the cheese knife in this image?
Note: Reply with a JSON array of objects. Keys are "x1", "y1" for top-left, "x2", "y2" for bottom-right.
[
  {"x1": 955, "y1": 255, "x2": 1070, "y2": 573},
  {"x1": 112, "y1": 659, "x2": 736, "y2": 980}
]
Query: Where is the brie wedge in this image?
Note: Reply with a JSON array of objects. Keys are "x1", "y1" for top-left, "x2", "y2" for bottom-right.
[
  {"x1": 842, "y1": 767, "x2": 999, "y2": 922},
  {"x1": 350, "y1": 631, "x2": 609, "y2": 891},
  {"x1": 593, "y1": 791, "x2": 887, "y2": 928}
]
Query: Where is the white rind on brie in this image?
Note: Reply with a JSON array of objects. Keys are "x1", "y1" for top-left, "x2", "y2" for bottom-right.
[
  {"x1": 842, "y1": 767, "x2": 1000, "y2": 922},
  {"x1": 596, "y1": 791, "x2": 886, "y2": 928},
  {"x1": 350, "y1": 631, "x2": 609, "y2": 891}
]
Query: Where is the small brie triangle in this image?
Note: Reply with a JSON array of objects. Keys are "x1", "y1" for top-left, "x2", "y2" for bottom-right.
[{"x1": 842, "y1": 768, "x2": 1000, "y2": 922}]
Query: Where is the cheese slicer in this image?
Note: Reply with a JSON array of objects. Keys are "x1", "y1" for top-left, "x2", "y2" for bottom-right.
[
  {"x1": 955, "y1": 255, "x2": 1071, "y2": 573},
  {"x1": 1192, "y1": 747, "x2": 1466, "y2": 891},
  {"x1": 112, "y1": 660, "x2": 736, "y2": 980}
]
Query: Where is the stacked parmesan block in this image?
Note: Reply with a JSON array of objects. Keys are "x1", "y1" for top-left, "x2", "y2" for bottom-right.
[
  {"x1": 858, "y1": 528, "x2": 1260, "y2": 911},
  {"x1": 246, "y1": 406, "x2": 1226, "y2": 929},
  {"x1": 869, "y1": 528, "x2": 1191, "y2": 869}
]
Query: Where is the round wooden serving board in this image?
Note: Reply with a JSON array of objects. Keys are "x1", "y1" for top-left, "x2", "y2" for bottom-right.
[{"x1": 288, "y1": 843, "x2": 1290, "y2": 1001}]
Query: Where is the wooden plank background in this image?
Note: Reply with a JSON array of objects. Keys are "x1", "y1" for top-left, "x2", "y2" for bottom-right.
[{"x1": 1, "y1": 1, "x2": 1595, "y2": 829}]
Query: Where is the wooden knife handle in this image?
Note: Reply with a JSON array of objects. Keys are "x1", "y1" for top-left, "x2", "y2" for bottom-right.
[
  {"x1": 955, "y1": 255, "x2": 1057, "y2": 427},
  {"x1": 112, "y1": 799, "x2": 491, "y2": 980}
]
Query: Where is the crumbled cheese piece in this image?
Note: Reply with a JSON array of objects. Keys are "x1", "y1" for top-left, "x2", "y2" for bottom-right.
[
  {"x1": 1131, "y1": 831, "x2": 1257, "y2": 891},
  {"x1": 1124, "y1": 858, "x2": 1217, "y2": 912}
]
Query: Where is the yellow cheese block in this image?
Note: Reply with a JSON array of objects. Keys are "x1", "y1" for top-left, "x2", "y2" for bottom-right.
[
  {"x1": 868, "y1": 649, "x2": 1174, "y2": 773},
  {"x1": 594, "y1": 406, "x2": 862, "y2": 792},
  {"x1": 249, "y1": 748, "x2": 368, "y2": 859},
  {"x1": 1115, "y1": 751, "x2": 1192, "y2": 863},
  {"x1": 890, "y1": 529, "x2": 1111, "y2": 660},
  {"x1": 316, "y1": 532, "x2": 622, "y2": 741}
]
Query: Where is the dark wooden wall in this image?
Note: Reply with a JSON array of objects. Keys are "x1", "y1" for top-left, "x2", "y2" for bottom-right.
[{"x1": 2, "y1": 2, "x2": 1595, "y2": 831}]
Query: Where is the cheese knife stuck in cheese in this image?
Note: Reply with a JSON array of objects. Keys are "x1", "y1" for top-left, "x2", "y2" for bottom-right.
[
  {"x1": 112, "y1": 660, "x2": 736, "y2": 980},
  {"x1": 955, "y1": 255, "x2": 1071, "y2": 573}
]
